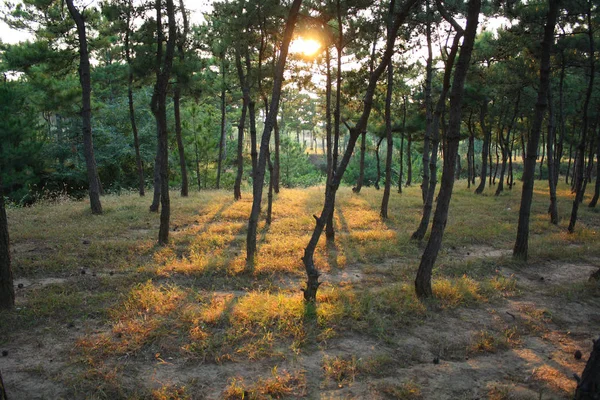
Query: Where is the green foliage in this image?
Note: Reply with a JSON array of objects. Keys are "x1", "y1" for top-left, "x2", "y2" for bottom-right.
[{"x1": 279, "y1": 135, "x2": 324, "y2": 187}]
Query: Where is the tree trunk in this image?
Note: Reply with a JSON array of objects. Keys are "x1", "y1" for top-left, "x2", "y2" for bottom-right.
[
  {"x1": 415, "y1": 0, "x2": 480, "y2": 299},
  {"x1": 174, "y1": 0, "x2": 189, "y2": 197},
  {"x1": 216, "y1": 55, "x2": 226, "y2": 190},
  {"x1": 174, "y1": 87, "x2": 188, "y2": 196},
  {"x1": 497, "y1": 91, "x2": 520, "y2": 196},
  {"x1": 412, "y1": 20, "x2": 462, "y2": 241},
  {"x1": 125, "y1": 0, "x2": 144, "y2": 197},
  {"x1": 574, "y1": 335, "x2": 600, "y2": 399},
  {"x1": 274, "y1": 119, "x2": 280, "y2": 194},
  {"x1": 266, "y1": 150, "x2": 274, "y2": 225},
  {"x1": 421, "y1": 0, "x2": 434, "y2": 204},
  {"x1": 406, "y1": 132, "x2": 412, "y2": 186},
  {"x1": 547, "y1": 87, "x2": 559, "y2": 224},
  {"x1": 246, "y1": 0, "x2": 304, "y2": 264},
  {"x1": 568, "y1": 0, "x2": 594, "y2": 233},
  {"x1": 234, "y1": 48, "x2": 250, "y2": 201},
  {"x1": 381, "y1": 60, "x2": 394, "y2": 219},
  {"x1": 398, "y1": 97, "x2": 407, "y2": 194},
  {"x1": 150, "y1": 0, "x2": 177, "y2": 245},
  {"x1": 325, "y1": 47, "x2": 335, "y2": 240},
  {"x1": 0, "y1": 176, "x2": 14, "y2": 310},
  {"x1": 475, "y1": 101, "x2": 490, "y2": 194},
  {"x1": 375, "y1": 136, "x2": 384, "y2": 190},
  {"x1": 353, "y1": 132, "x2": 367, "y2": 193},
  {"x1": 467, "y1": 112, "x2": 474, "y2": 188},
  {"x1": 66, "y1": 0, "x2": 102, "y2": 215},
  {"x1": 589, "y1": 123, "x2": 600, "y2": 207},
  {"x1": 303, "y1": 0, "x2": 419, "y2": 302},
  {"x1": 513, "y1": 0, "x2": 559, "y2": 259}
]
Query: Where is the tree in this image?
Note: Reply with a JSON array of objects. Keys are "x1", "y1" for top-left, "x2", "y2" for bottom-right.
[
  {"x1": 513, "y1": 0, "x2": 560, "y2": 260},
  {"x1": 0, "y1": 174, "x2": 12, "y2": 310},
  {"x1": 302, "y1": 0, "x2": 419, "y2": 302},
  {"x1": 66, "y1": 0, "x2": 103, "y2": 215},
  {"x1": 246, "y1": 0, "x2": 304, "y2": 264},
  {"x1": 568, "y1": 0, "x2": 594, "y2": 233},
  {"x1": 414, "y1": 0, "x2": 480, "y2": 299},
  {"x1": 150, "y1": 0, "x2": 177, "y2": 245}
]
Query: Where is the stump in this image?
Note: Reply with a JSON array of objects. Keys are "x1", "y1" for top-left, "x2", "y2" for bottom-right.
[{"x1": 575, "y1": 336, "x2": 600, "y2": 399}]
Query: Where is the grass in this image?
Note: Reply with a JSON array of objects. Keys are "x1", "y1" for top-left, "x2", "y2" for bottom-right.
[{"x1": 2, "y1": 180, "x2": 599, "y2": 398}]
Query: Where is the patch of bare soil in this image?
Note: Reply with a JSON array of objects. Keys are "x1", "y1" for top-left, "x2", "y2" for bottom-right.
[{"x1": 3, "y1": 255, "x2": 599, "y2": 399}]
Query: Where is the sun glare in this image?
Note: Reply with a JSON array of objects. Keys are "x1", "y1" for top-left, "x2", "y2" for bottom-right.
[{"x1": 290, "y1": 38, "x2": 321, "y2": 56}]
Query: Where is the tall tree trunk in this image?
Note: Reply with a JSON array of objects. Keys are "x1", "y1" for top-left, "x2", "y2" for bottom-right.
[
  {"x1": 497, "y1": 91, "x2": 520, "y2": 196},
  {"x1": 150, "y1": 0, "x2": 177, "y2": 245},
  {"x1": 589, "y1": 124, "x2": 600, "y2": 207},
  {"x1": 216, "y1": 55, "x2": 226, "y2": 190},
  {"x1": 513, "y1": 0, "x2": 559, "y2": 259},
  {"x1": 266, "y1": 149, "x2": 274, "y2": 224},
  {"x1": 412, "y1": 17, "x2": 462, "y2": 241},
  {"x1": 555, "y1": 52, "x2": 566, "y2": 184},
  {"x1": 398, "y1": 97, "x2": 407, "y2": 193},
  {"x1": 0, "y1": 176, "x2": 14, "y2": 310},
  {"x1": 421, "y1": 0, "x2": 434, "y2": 204},
  {"x1": 547, "y1": 86, "x2": 559, "y2": 224},
  {"x1": 325, "y1": 47, "x2": 336, "y2": 239},
  {"x1": 125, "y1": 0, "x2": 144, "y2": 197},
  {"x1": 274, "y1": 119, "x2": 280, "y2": 193},
  {"x1": 150, "y1": 151, "x2": 161, "y2": 211},
  {"x1": 567, "y1": 141, "x2": 573, "y2": 185},
  {"x1": 303, "y1": 0, "x2": 418, "y2": 302},
  {"x1": 415, "y1": 0, "x2": 480, "y2": 299},
  {"x1": 381, "y1": 60, "x2": 394, "y2": 219},
  {"x1": 475, "y1": 101, "x2": 490, "y2": 194},
  {"x1": 467, "y1": 112, "x2": 474, "y2": 188},
  {"x1": 193, "y1": 111, "x2": 201, "y2": 190},
  {"x1": 234, "y1": 48, "x2": 250, "y2": 201},
  {"x1": 539, "y1": 128, "x2": 545, "y2": 180},
  {"x1": 246, "y1": 0, "x2": 304, "y2": 264},
  {"x1": 174, "y1": 87, "x2": 188, "y2": 196},
  {"x1": 406, "y1": 132, "x2": 413, "y2": 186},
  {"x1": 353, "y1": 132, "x2": 367, "y2": 193},
  {"x1": 174, "y1": 0, "x2": 189, "y2": 197},
  {"x1": 574, "y1": 335, "x2": 600, "y2": 399},
  {"x1": 568, "y1": 0, "x2": 594, "y2": 233},
  {"x1": 374, "y1": 136, "x2": 384, "y2": 190},
  {"x1": 66, "y1": 0, "x2": 102, "y2": 215}
]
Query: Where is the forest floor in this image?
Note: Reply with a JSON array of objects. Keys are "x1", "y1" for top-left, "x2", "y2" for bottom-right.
[{"x1": 1, "y1": 180, "x2": 599, "y2": 400}]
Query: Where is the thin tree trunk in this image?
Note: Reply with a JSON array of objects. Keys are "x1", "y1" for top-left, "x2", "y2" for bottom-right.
[
  {"x1": 467, "y1": 112, "x2": 474, "y2": 188},
  {"x1": 274, "y1": 119, "x2": 280, "y2": 194},
  {"x1": 246, "y1": 0, "x2": 304, "y2": 264},
  {"x1": 0, "y1": 176, "x2": 14, "y2": 310},
  {"x1": 475, "y1": 101, "x2": 490, "y2": 194},
  {"x1": 381, "y1": 60, "x2": 393, "y2": 219},
  {"x1": 513, "y1": 0, "x2": 559, "y2": 259},
  {"x1": 415, "y1": 0, "x2": 480, "y2": 299},
  {"x1": 150, "y1": 0, "x2": 176, "y2": 245},
  {"x1": 125, "y1": 0, "x2": 144, "y2": 197},
  {"x1": 589, "y1": 123, "x2": 600, "y2": 207},
  {"x1": 412, "y1": 10, "x2": 462, "y2": 241},
  {"x1": 325, "y1": 47, "x2": 335, "y2": 239},
  {"x1": 567, "y1": 141, "x2": 573, "y2": 185},
  {"x1": 234, "y1": 48, "x2": 249, "y2": 200},
  {"x1": 174, "y1": 87, "x2": 188, "y2": 196},
  {"x1": 497, "y1": 92, "x2": 520, "y2": 196},
  {"x1": 539, "y1": 127, "x2": 545, "y2": 180},
  {"x1": 421, "y1": 0, "x2": 434, "y2": 204},
  {"x1": 303, "y1": 0, "x2": 418, "y2": 302},
  {"x1": 568, "y1": 0, "x2": 594, "y2": 233},
  {"x1": 374, "y1": 136, "x2": 384, "y2": 190},
  {"x1": 266, "y1": 149, "x2": 274, "y2": 224},
  {"x1": 547, "y1": 86, "x2": 559, "y2": 224},
  {"x1": 406, "y1": 132, "x2": 412, "y2": 185},
  {"x1": 398, "y1": 98, "x2": 407, "y2": 193},
  {"x1": 174, "y1": 0, "x2": 189, "y2": 197},
  {"x1": 353, "y1": 132, "x2": 367, "y2": 192},
  {"x1": 66, "y1": 0, "x2": 102, "y2": 215},
  {"x1": 216, "y1": 55, "x2": 226, "y2": 189}
]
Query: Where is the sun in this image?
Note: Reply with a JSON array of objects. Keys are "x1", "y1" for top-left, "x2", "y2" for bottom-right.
[{"x1": 290, "y1": 38, "x2": 321, "y2": 56}]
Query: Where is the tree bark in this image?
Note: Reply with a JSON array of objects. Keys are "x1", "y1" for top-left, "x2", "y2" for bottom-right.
[
  {"x1": 589, "y1": 122, "x2": 600, "y2": 207},
  {"x1": 174, "y1": 0, "x2": 190, "y2": 197},
  {"x1": 497, "y1": 91, "x2": 520, "y2": 196},
  {"x1": 216, "y1": 55, "x2": 226, "y2": 190},
  {"x1": 353, "y1": 132, "x2": 367, "y2": 193},
  {"x1": 325, "y1": 47, "x2": 335, "y2": 239},
  {"x1": 421, "y1": 0, "x2": 434, "y2": 204},
  {"x1": 475, "y1": 101, "x2": 491, "y2": 194},
  {"x1": 374, "y1": 136, "x2": 384, "y2": 190},
  {"x1": 381, "y1": 60, "x2": 394, "y2": 219},
  {"x1": 406, "y1": 132, "x2": 412, "y2": 186},
  {"x1": 234, "y1": 47, "x2": 249, "y2": 201},
  {"x1": 0, "y1": 176, "x2": 14, "y2": 310},
  {"x1": 125, "y1": 0, "x2": 144, "y2": 197},
  {"x1": 568, "y1": 0, "x2": 594, "y2": 233},
  {"x1": 303, "y1": 0, "x2": 419, "y2": 302},
  {"x1": 547, "y1": 87, "x2": 559, "y2": 224},
  {"x1": 412, "y1": 18, "x2": 462, "y2": 241},
  {"x1": 246, "y1": 0, "x2": 304, "y2": 264},
  {"x1": 574, "y1": 335, "x2": 600, "y2": 399},
  {"x1": 66, "y1": 0, "x2": 102, "y2": 215},
  {"x1": 150, "y1": 0, "x2": 177, "y2": 245},
  {"x1": 415, "y1": 0, "x2": 480, "y2": 299},
  {"x1": 513, "y1": 0, "x2": 559, "y2": 259},
  {"x1": 398, "y1": 97, "x2": 407, "y2": 193}
]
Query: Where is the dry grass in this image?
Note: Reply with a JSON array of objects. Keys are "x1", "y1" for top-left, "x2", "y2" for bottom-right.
[{"x1": 2, "y1": 180, "x2": 599, "y2": 398}]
